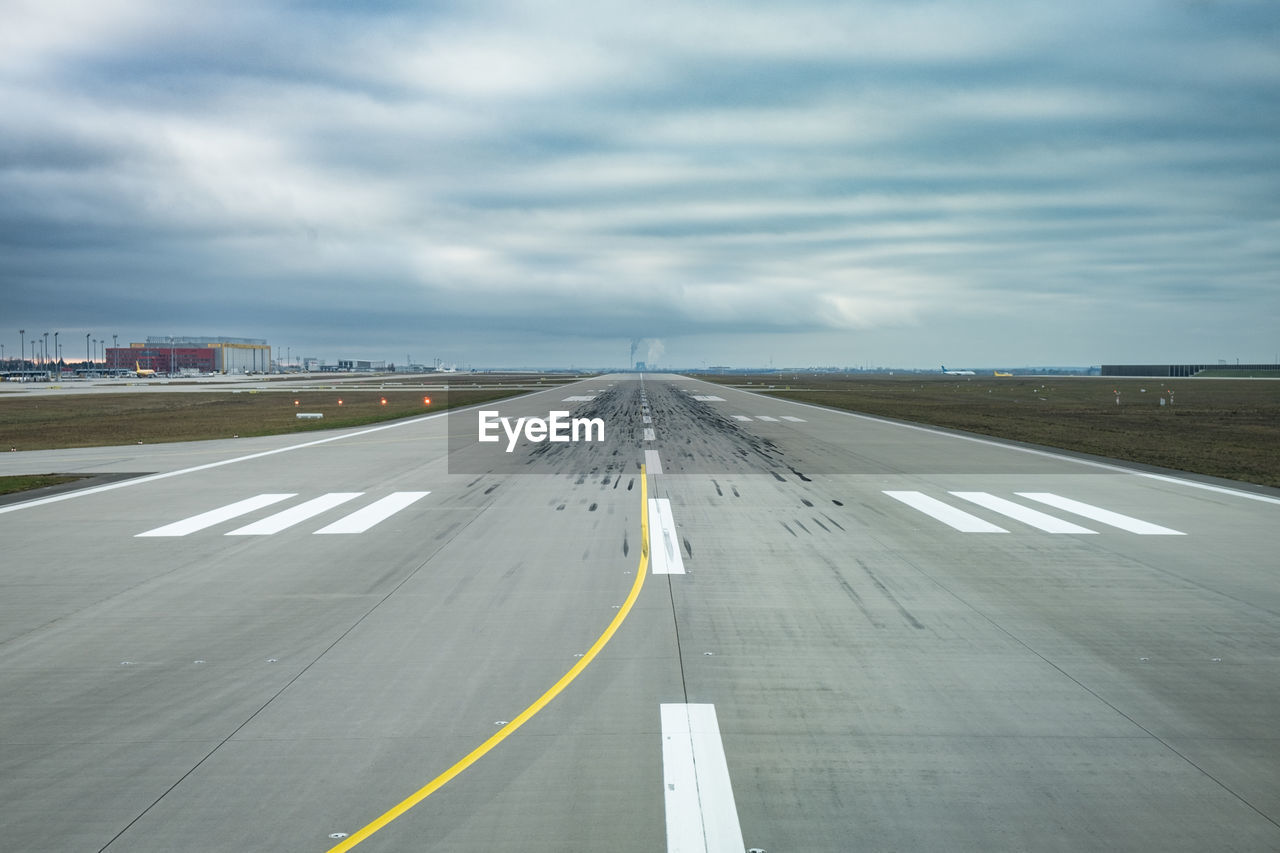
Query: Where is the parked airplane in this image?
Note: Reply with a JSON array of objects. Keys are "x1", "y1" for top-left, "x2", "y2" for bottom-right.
[
  {"x1": 942, "y1": 365, "x2": 976, "y2": 376},
  {"x1": 994, "y1": 370, "x2": 1013, "y2": 377},
  {"x1": 134, "y1": 361, "x2": 157, "y2": 377}
]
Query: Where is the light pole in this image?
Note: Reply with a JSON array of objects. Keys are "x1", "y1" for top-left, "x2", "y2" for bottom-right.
[
  {"x1": 43, "y1": 332, "x2": 49, "y2": 368},
  {"x1": 18, "y1": 330, "x2": 24, "y2": 370},
  {"x1": 86, "y1": 333, "x2": 91, "y2": 374},
  {"x1": 53, "y1": 332, "x2": 59, "y2": 373}
]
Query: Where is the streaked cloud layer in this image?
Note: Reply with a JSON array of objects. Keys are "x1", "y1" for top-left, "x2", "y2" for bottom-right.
[{"x1": 3, "y1": 0, "x2": 1277, "y2": 367}]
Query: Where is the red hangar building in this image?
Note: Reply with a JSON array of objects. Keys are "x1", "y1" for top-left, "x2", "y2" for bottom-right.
[{"x1": 105, "y1": 336, "x2": 272, "y2": 375}]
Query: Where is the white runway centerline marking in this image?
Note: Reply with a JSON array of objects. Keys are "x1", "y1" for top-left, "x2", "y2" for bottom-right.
[
  {"x1": 731, "y1": 415, "x2": 752, "y2": 422},
  {"x1": 1018, "y1": 492, "x2": 1185, "y2": 535},
  {"x1": 645, "y1": 449, "x2": 664, "y2": 475},
  {"x1": 225, "y1": 493, "x2": 363, "y2": 536},
  {"x1": 692, "y1": 395, "x2": 725, "y2": 402},
  {"x1": 562, "y1": 395, "x2": 596, "y2": 401},
  {"x1": 950, "y1": 492, "x2": 1097, "y2": 534},
  {"x1": 754, "y1": 415, "x2": 780, "y2": 422},
  {"x1": 644, "y1": 428, "x2": 656, "y2": 441},
  {"x1": 661, "y1": 703, "x2": 745, "y2": 853},
  {"x1": 780, "y1": 415, "x2": 806, "y2": 422},
  {"x1": 883, "y1": 490, "x2": 1008, "y2": 533},
  {"x1": 136, "y1": 493, "x2": 296, "y2": 537},
  {"x1": 648, "y1": 497, "x2": 685, "y2": 574},
  {"x1": 314, "y1": 492, "x2": 430, "y2": 534}
]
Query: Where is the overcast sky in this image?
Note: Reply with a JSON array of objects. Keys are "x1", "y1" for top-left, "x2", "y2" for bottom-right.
[{"x1": 3, "y1": 1, "x2": 1277, "y2": 369}]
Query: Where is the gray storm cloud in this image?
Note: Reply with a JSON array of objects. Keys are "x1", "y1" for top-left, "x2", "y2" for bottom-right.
[{"x1": 2, "y1": 0, "x2": 1278, "y2": 367}]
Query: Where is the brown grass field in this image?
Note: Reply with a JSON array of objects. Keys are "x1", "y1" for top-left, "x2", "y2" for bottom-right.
[
  {"x1": 702, "y1": 373, "x2": 1280, "y2": 488},
  {"x1": 0, "y1": 387, "x2": 526, "y2": 452}
]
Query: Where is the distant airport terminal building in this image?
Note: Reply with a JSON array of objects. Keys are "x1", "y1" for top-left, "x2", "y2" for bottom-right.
[
  {"x1": 106, "y1": 336, "x2": 271, "y2": 375},
  {"x1": 1101, "y1": 363, "x2": 1278, "y2": 377}
]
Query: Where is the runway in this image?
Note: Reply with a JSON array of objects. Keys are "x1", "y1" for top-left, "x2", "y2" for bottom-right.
[{"x1": 1, "y1": 374, "x2": 1278, "y2": 851}]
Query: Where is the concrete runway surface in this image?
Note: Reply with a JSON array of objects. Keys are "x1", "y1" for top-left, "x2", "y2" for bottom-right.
[{"x1": 1, "y1": 374, "x2": 1278, "y2": 851}]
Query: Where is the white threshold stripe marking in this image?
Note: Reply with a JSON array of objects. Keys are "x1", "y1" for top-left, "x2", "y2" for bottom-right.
[
  {"x1": 1018, "y1": 492, "x2": 1185, "y2": 535},
  {"x1": 226, "y1": 492, "x2": 363, "y2": 536},
  {"x1": 692, "y1": 395, "x2": 725, "y2": 402},
  {"x1": 648, "y1": 498, "x2": 685, "y2": 574},
  {"x1": 755, "y1": 415, "x2": 779, "y2": 422},
  {"x1": 644, "y1": 428, "x2": 656, "y2": 441},
  {"x1": 661, "y1": 703, "x2": 745, "y2": 853},
  {"x1": 950, "y1": 492, "x2": 1097, "y2": 534},
  {"x1": 314, "y1": 492, "x2": 430, "y2": 534},
  {"x1": 645, "y1": 449, "x2": 664, "y2": 476},
  {"x1": 780, "y1": 416, "x2": 806, "y2": 422},
  {"x1": 731, "y1": 415, "x2": 752, "y2": 422},
  {"x1": 136, "y1": 493, "x2": 296, "y2": 537},
  {"x1": 884, "y1": 490, "x2": 1008, "y2": 533},
  {"x1": 562, "y1": 395, "x2": 596, "y2": 401}
]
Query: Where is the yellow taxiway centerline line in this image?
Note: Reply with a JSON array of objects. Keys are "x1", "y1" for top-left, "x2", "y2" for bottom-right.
[{"x1": 326, "y1": 466, "x2": 651, "y2": 851}]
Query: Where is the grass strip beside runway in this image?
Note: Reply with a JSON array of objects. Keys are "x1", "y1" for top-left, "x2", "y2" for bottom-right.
[
  {"x1": 0, "y1": 473, "x2": 86, "y2": 496},
  {"x1": 0, "y1": 388, "x2": 524, "y2": 452},
  {"x1": 705, "y1": 373, "x2": 1280, "y2": 488}
]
